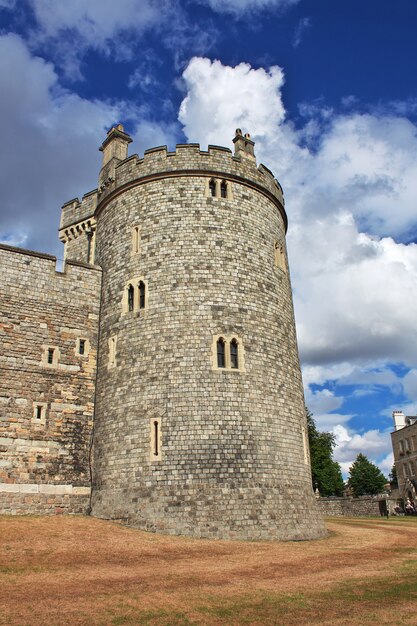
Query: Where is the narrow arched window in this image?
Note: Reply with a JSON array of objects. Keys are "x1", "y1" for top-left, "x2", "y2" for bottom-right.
[
  {"x1": 139, "y1": 281, "x2": 146, "y2": 309},
  {"x1": 220, "y1": 180, "x2": 227, "y2": 198},
  {"x1": 217, "y1": 338, "x2": 225, "y2": 368},
  {"x1": 209, "y1": 178, "x2": 216, "y2": 197},
  {"x1": 230, "y1": 338, "x2": 238, "y2": 369},
  {"x1": 127, "y1": 284, "x2": 134, "y2": 312}
]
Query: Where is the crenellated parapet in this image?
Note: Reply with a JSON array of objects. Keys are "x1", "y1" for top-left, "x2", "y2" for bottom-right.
[
  {"x1": 60, "y1": 128, "x2": 286, "y2": 244},
  {"x1": 94, "y1": 128, "x2": 286, "y2": 228},
  {"x1": 59, "y1": 190, "x2": 98, "y2": 264},
  {"x1": 60, "y1": 189, "x2": 98, "y2": 232}
]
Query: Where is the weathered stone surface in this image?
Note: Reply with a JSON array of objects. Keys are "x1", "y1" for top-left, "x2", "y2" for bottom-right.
[
  {"x1": 0, "y1": 127, "x2": 326, "y2": 539},
  {"x1": 0, "y1": 246, "x2": 101, "y2": 514},
  {"x1": 89, "y1": 129, "x2": 326, "y2": 540},
  {"x1": 317, "y1": 496, "x2": 386, "y2": 517}
]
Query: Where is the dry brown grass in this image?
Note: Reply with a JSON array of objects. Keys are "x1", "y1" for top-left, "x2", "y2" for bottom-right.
[{"x1": 1, "y1": 515, "x2": 417, "y2": 625}]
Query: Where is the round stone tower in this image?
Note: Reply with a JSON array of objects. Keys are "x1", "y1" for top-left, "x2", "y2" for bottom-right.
[{"x1": 90, "y1": 125, "x2": 326, "y2": 540}]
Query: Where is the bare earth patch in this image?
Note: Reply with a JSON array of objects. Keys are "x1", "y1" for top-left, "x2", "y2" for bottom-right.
[{"x1": 1, "y1": 515, "x2": 417, "y2": 625}]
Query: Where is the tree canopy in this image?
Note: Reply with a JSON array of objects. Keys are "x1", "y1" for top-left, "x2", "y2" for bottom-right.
[
  {"x1": 306, "y1": 409, "x2": 344, "y2": 497},
  {"x1": 389, "y1": 464, "x2": 398, "y2": 490},
  {"x1": 348, "y1": 453, "x2": 387, "y2": 496}
]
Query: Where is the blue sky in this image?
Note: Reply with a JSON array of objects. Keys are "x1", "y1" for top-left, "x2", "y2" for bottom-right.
[{"x1": 1, "y1": 0, "x2": 417, "y2": 477}]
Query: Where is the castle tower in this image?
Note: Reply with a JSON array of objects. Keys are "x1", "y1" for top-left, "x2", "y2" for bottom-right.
[{"x1": 65, "y1": 126, "x2": 326, "y2": 540}]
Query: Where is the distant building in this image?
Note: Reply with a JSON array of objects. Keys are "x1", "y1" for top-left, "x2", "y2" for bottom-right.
[{"x1": 391, "y1": 411, "x2": 417, "y2": 505}]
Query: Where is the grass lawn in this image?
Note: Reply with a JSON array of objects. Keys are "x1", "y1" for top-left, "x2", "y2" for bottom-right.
[{"x1": 1, "y1": 515, "x2": 417, "y2": 625}]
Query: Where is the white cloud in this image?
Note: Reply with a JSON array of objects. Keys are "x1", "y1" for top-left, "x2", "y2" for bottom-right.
[
  {"x1": 303, "y1": 114, "x2": 417, "y2": 238},
  {"x1": 302, "y1": 363, "x2": 357, "y2": 388},
  {"x1": 179, "y1": 58, "x2": 286, "y2": 146},
  {"x1": 292, "y1": 229, "x2": 417, "y2": 367},
  {"x1": 379, "y1": 452, "x2": 394, "y2": 475},
  {"x1": 29, "y1": 0, "x2": 168, "y2": 44},
  {"x1": 304, "y1": 387, "x2": 343, "y2": 415},
  {"x1": 337, "y1": 367, "x2": 401, "y2": 389},
  {"x1": 0, "y1": 34, "x2": 176, "y2": 254},
  {"x1": 314, "y1": 412, "x2": 353, "y2": 431},
  {"x1": 293, "y1": 17, "x2": 311, "y2": 48},
  {"x1": 402, "y1": 369, "x2": 417, "y2": 401},
  {"x1": 26, "y1": 0, "x2": 177, "y2": 79},
  {"x1": 200, "y1": 0, "x2": 300, "y2": 15},
  {"x1": 333, "y1": 426, "x2": 392, "y2": 477}
]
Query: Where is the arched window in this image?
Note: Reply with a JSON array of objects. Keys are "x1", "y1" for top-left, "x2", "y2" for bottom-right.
[
  {"x1": 230, "y1": 338, "x2": 238, "y2": 369},
  {"x1": 139, "y1": 281, "x2": 146, "y2": 309},
  {"x1": 220, "y1": 180, "x2": 227, "y2": 198},
  {"x1": 127, "y1": 284, "x2": 134, "y2": 312},
  {"x1": 209, "y1": 178, "x2": 216, "y2": 197},
  {"x1": 217, "y1": 338, "x2": 226, "y2": 368}
]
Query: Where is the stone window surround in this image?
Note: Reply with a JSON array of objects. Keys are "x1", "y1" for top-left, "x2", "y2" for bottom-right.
[
  {"x1": 41, "y1": 345, "x2": 60, "y2": 368},
  {"x1": 150, "y1": 417, "x2": 162, "y2": 462},
  {"x1": 131, "y1": 225, "x2": 141, "y2": 255},
  {"x1": 274, "y1": 239, "x2": 286, "y2": 272},
  {"x1": 75, "y1": 337, "x2": 90, "y2": 358},
  {"x1": 211, "y1": 334, "x2": 245, "y2": 372},
  {"x1": 108, "y1": 335, "x2": 117, "y2": 368},
  {"x1": 301, "y1": 422, "x2": 309, "y2": 466},
  {"x1": 32, "y1": 401, "x2": 47, "y2": 425},
  {"x1": 122, "y1": 277, "x2": 148, "y2": 314},
  {"x1": 205, "y1": 177, "x2": 233, "y2": 200}
]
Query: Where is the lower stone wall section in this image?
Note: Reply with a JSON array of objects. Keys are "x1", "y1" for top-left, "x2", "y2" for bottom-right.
[
  {"x1": 92, "y1": 481, "x2": 328, "y2": 541},
  {"x1": 0, "y1": 483, "x2": 90, "y2": 515},
  {"x1": 317, "y1": 496, "x2": 386, "y2": 517}
]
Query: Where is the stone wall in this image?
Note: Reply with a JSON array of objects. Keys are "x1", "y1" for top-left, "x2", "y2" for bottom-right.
[
  {"x1": 0, "y1": 484, "x2": 90, "y2": 515},
  {"x1": 317, "y1": 496, "x2": 385, "y2": 517},
  {"x1": 0, "y1": 244, "x2": 101, "y2": 514},
  {"x1": 89, "y1": 133, "x2": 326, "y2": 541}
]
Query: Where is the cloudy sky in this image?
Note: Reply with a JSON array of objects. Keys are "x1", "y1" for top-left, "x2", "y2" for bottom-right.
[{"x1": 1, "y1": 0, "x2": 417, "y2": 477}]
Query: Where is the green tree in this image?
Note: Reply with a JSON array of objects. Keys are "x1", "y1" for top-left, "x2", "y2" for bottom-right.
[
  {"x1": 348, "y1": 453, "x2": 387, "y2": 496},
  {"x1": 389, "y1": 464, "x2": 398, "y2": 489},
  {"x1": 306, "y1": 409, "x2": 344, "y2": 497}
]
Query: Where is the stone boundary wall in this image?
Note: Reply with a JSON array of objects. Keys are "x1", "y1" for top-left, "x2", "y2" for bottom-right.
[
  {"x1": 0, "y1": 483, "x2": 90, "y2": 515},
  {"x1": 317, "y1": 496, "x2": 385, "y2": 517}
]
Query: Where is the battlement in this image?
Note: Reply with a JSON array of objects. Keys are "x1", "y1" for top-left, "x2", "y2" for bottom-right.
[
  {"x1": 60, "y1": 130, "x2": 285, "y2": 231},
  {"x1": 60, "y1": 189, "x2": 98, "y2": 232},
  {"x1": 95, "y1": 131, "x2": 284, "y2": 210},
  {"x1": 0, "y1": 243, "x2": 101, "y2": 280}
]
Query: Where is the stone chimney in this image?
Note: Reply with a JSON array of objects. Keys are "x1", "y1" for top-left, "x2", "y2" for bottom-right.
[
  {"x1": 99, "y1": 124, "x2": 132, "y2": 188},
  {"x1": 233, "y1": 128, "x2": 256, "y2": 162},
  {"x1": 393, "y1": 410, "x2": 406, "y2": 431}
]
